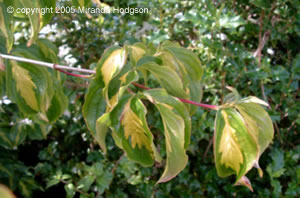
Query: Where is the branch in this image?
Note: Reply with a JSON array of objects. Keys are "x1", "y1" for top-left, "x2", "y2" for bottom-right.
[
  {"x1": 133, "y1": 83, "x2": 218, "y2": 110},
  {"x1": 0, "y1": 54, "x2": 219, "y2": 110},
  {"x1": 0, "y1": 54, "x2": 95, "y2": 74}
]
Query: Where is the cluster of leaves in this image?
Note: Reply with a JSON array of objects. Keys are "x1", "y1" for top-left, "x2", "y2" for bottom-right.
[{"x1": 0, "y1": 0, "x2": 299, "y2": 197}]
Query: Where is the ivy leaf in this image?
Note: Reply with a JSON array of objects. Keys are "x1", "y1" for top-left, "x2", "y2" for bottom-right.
[
  {"x1": 119, "y1": 97, "x2": 160, "y2": 167},
  {"x1": 214, "y1": 108, "x2": 258, "y2": 190},
  {"x1": 77, "y1": 175, "x2": 95, "y2": 192}
]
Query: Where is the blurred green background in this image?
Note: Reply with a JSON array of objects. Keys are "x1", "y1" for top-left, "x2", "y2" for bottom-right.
[{"x1": 0, "y1": 0, "x2": 299, "y2": 197}]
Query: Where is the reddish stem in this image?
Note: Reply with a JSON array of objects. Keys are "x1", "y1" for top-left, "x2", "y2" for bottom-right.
[
  {"x1": 178, "y1": 97, "x2": 218, "y2": 110},
  {"x1": 53, "y1": 64, "x2": 90, "y2": 79},
  {"x1": 132, "y1": 82, "x2": 218, "y2": 110},
  {"x1": 132, "y1": 82, "x2": 150, "y2": 90}
]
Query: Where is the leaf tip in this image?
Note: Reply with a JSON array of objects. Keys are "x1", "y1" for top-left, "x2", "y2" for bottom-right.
[{"x1": 234, "y1": 176, "x2": 253, "y2": 192}]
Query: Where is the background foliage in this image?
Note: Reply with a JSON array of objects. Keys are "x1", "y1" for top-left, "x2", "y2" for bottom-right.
[{"x1": 0, "y1": 0, "x2": 299, "y2": 197}]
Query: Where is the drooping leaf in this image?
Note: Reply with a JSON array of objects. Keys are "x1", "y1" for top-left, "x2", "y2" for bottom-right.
[
  {"x1": 160, "y1": 41, "x2": 203, "y2": 81},
  {"x1": 6, "y1": 58, "x2": 54, "y2": 121},
  {"x1": 214, "y1": 108, "x2": 258, "y2": 187},
  {"x1": 139, "y1": 62, "x2": 188, "y2": 98},
  {"x1": 105, "y1": 69, "x2": 138, "y2": 109},
  {"x1": 95, "y1": 46, "x2": 128, "y2": 107},
  {"x1": 12, "y1": 62, "x2": 39, "y2": 111},
  {"x1": 95, "y1": 46, "x2": 127, "y2": 86},
  {"x1": 119, "y1": 97, "x2": 160, "y2": 167},
  {"x1": 83, "y1": 80, "x2": 106, "y2": 136},
  {"x1": 96, "y1": 94, "x2": 131, "y2": 153},
  {"x1": 158, "y1": 41, "x2": 203, "y2": 114},
  {"x1": 143, "y1": 88, "x2": 191, "y2": 148},
  {"x1": 236, "y1": 102, "x2": 274, "y2": 176},
  {"x1": 6, "y1": 44, "x2": 67, "y2": 124},
  {"x1": 218, "y1": 110, "x2": 244, "y2": 173},
  {"x1": 155, "y1": 103, "x2": 188, "y2": 183}
]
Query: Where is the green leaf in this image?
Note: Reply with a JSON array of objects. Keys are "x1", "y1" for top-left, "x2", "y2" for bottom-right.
[
  {"x1": 65, "y1": 183, "x2": 75, "y2": 198},
  {"x1": 129, "y1": 43, "x2": 147, "y2": 66},
  {"x1": 18, "y1": 0, "x2": 41, "y2": 46},
  {"x1": 214, "y1": 108, "x2": 258, "y2": 185},
  {"x1": 139, "y1": 62, "x2": 188, "y2": 98},
  {"x1": 96, "y1": 170, "x2": 113, "y2": 193},
  {"x1": 236, "y1": 103, "x2": 273, "y2": 155},
  {"x1": 105, "y1": 69, "x2": 138, "y2": 109},
  {"x1": 158, "y1": 42, "x2": 203, "y2": 114},
  {"x1": 77, "y1": 175, "x2": 95, "y2": 192},
  {"x1": 39, "y1": 0, "x2": 56, "y2": 28},
  {"x1": 160, "y1": 41, "x2": 203, "y2": 81},
  {"x1": 267, "y1": 149, "x2": 285, "y2": 178},
  {"x1": 72, "y1": 0, "x2": 91, "y2": 8},
  {"x1": 219, "y1": 15, "x2": 246, "y2": 29},
  {"x1": 155, "y1": 103, "x2": 188, "y2": 183},
  {"x1": 119, "y1": 97, "x2": 160, "y2": 167},
  {"x1": 96, "y1": 94, "x2": 131, "y2": 153},
  {"x1": 83, "y1": 80, "x2": 106, "y2": 136},
  {"x1": 143, "y1": 88, "x2": 191, "y2": 148},
  {"x1": 6, "y1": 45, "x2": 66, "y2": 124},
  {"x1": 95, "y1": 46, "x2": 127, "y2": 86},
  {"x1": 6, "y1": 59, "x2": 53, "y2": 121},
  {"x1": 0, "y1": 2, "x2": 14, "y2": 52},
  {"x1": 95, "y1": 46, "x2": 128, "y2": 107}
]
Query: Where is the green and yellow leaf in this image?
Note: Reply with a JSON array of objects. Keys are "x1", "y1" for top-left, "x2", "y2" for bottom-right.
[
  {"x1": 12, "y1": 62, "x2": 39, "y2": 111},
  {"x1": 0, "y1": 184, "x2": 16, "y2": 198},
  {"x1": 155, "y1": 103, "x2": 188, "y2": 183},
  {"x1": 119, "y1": 97, "x2": 160, "y2": 166},
  {"x1": 0, "y1": 2, "x2": 14, "y2": 52},
  {"x1": 214, "y1": 108, "x2": 258, "y2": 186}
]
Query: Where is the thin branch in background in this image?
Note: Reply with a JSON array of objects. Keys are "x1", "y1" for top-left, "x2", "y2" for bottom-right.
[
  {"x1": 203, "y1": 138, "x2": 213, "y2": 158},
  {"x1": 64, "y1": 81, "x2": 89, "y2": 89},
  {"x1": 253, "y1": 10, "x2": 270, "y2": 105}
]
